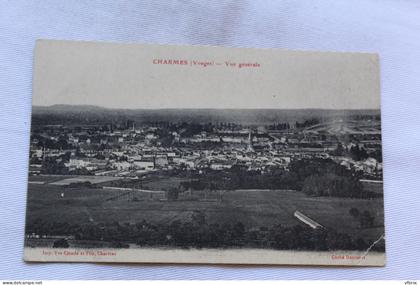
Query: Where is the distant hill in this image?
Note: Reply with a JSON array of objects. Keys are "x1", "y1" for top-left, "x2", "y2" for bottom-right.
[
  {"x1": 33, "y1": 104, "x2": 108, "y2": 114},
  {"x1": 31, "y1": 105, "x2": 381, "y2": 126}
]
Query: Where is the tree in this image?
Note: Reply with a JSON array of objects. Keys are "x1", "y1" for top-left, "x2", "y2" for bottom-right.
[
  {"x1": 359, "y1": 211, "x2": 375, "y2": 228},
  {"x1": 333, "y1": 143, "x2": 345, "y2": 156},
  {"x1": 232, "y1": 222, "x2": 245, "y2": 239},
  {"x1": 41, "y1": 158, "x2": 68, "y2": 174},
  {"x1": 191, "y1": 211, "x2": 206, "y2": 227},
  {"x1": 349, "y1": 207, "x2": 360, "y2": 219},
  {"x1": 53, "y1": 238, "x2": 69, "y2": 248},
  {"x1": 167, "y1": 187, "x2": 179, "y2": 201},
  {"x1": 350, "y1": 144, "x2": 368, "y2": 161}
]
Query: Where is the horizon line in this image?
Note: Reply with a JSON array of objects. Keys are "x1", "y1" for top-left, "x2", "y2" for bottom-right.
[{"x1": 33, "y1": 104, "x2": 381, "y2": 111}]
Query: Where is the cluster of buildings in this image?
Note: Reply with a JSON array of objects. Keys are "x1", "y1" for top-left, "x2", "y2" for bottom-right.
[{"x1": 29, "y1": 119, "x2": 383, "y2": 179}]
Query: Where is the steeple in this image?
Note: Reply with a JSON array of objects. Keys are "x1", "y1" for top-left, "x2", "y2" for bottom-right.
[{"x1": 246, "y1": 129, "x2": 254, "y2": 152}]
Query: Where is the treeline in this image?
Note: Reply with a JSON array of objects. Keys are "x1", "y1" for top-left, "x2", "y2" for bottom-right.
[
  {"x1": 333, "y1": 143, "x2": 372, "y2": 161},
  {"x1": 179, "y1": 158, "x2": 380, "y2": 198},
  {"x1": 295, "y1": 118, "x2": 320, "y2": 129},
  {"x1": 26, "y1": 214, "x2": 384, "y2": 252},
  {"x1": 349, "y1": 208, "x2": 376, "y2": 228},
  {"x1": 289, "y1": 158, "x2": 378, "y2": 198},
  {"x1": 180, "y1": 169, "x2": 299, "y2": 192},
  {"x1": 32, "y1": 134, "x2": 73, "y2": 150},
  {"x1": 267, "y1": 118, "x2": 320, "y2": 130},
  {"x1": 267, "y1": 122, "x2": 291, "y2": 130},
  {"x1": 38, "y1": 156, "x2": 93, "y2": 176}
]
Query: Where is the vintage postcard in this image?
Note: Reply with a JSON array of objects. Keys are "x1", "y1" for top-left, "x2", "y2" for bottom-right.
[{"x1": 24, "y1": 40, "x2": 385, "y2": 266}]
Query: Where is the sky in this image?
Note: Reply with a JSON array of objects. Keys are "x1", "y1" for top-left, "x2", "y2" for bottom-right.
[{"x1": 33, "y1": 40, "x2": 380, "y2": 110}]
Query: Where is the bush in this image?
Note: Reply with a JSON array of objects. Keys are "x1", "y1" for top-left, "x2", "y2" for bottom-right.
[
  {"x1": 167, "y1": 187, "x2": 179, "y2": 201},
  {"x1": 53, "y1": 238, "x2": 69, "y2": 248}
]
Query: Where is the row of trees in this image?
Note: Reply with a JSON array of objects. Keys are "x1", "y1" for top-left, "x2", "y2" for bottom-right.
[
  {"x1": 267, "y1": 122, "x2": 291, "y2": 130},
  {"x1": 26, "y1": 213, "x2": 384, "y2": 252},
  {"x1": 38, "y1": 156, "x2": 94, "y2": 175},
  {"x1": 32, "y1": 134, "x2": 72, "y2": 150},
  {"x1": 333, "y1": 143, "x2": 382, "y2": 163},
  {"x1": 295, "y1": 118, "x2": 320, "y2": 129},
  {"x1": 288, "y1": 158, "x2": 380, "y2": 198},
  {"x1": 175, "y1": 158, "x2": 380, "y2": 198}
]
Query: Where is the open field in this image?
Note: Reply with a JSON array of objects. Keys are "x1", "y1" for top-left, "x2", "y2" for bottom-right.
[
  {"x1": 28, "y1": 175, "x2": 77, "y2": 184},
  {"x1": 26, "y1": 181, "x2": 384, "y2": 242},
  {"x1": 49, "y1": 176, "x2": 123, "y2": 185},
  {"x1": 29, "y1": 175, "x2": 125, "y2": 186},
  {"x1": 141, "y1": 176, "x2": 191, "y2": 191}
]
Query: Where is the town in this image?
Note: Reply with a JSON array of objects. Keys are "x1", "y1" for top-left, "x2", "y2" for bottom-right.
[
  {"x1": 25, "y1": 109, "x2": 384, "y2": 252},
  {"x1": 29, "y1": 117, "x2": 382, "y2": 181}
]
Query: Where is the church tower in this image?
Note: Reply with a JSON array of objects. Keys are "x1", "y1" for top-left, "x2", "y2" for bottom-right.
[{"x1": 246, "y1": 129, "x2": 254, "y2": 152}]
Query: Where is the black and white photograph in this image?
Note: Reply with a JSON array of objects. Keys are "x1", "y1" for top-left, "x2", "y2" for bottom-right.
[{"x1": 24, "y1": 40, "x2": 385, "y2": 266}]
